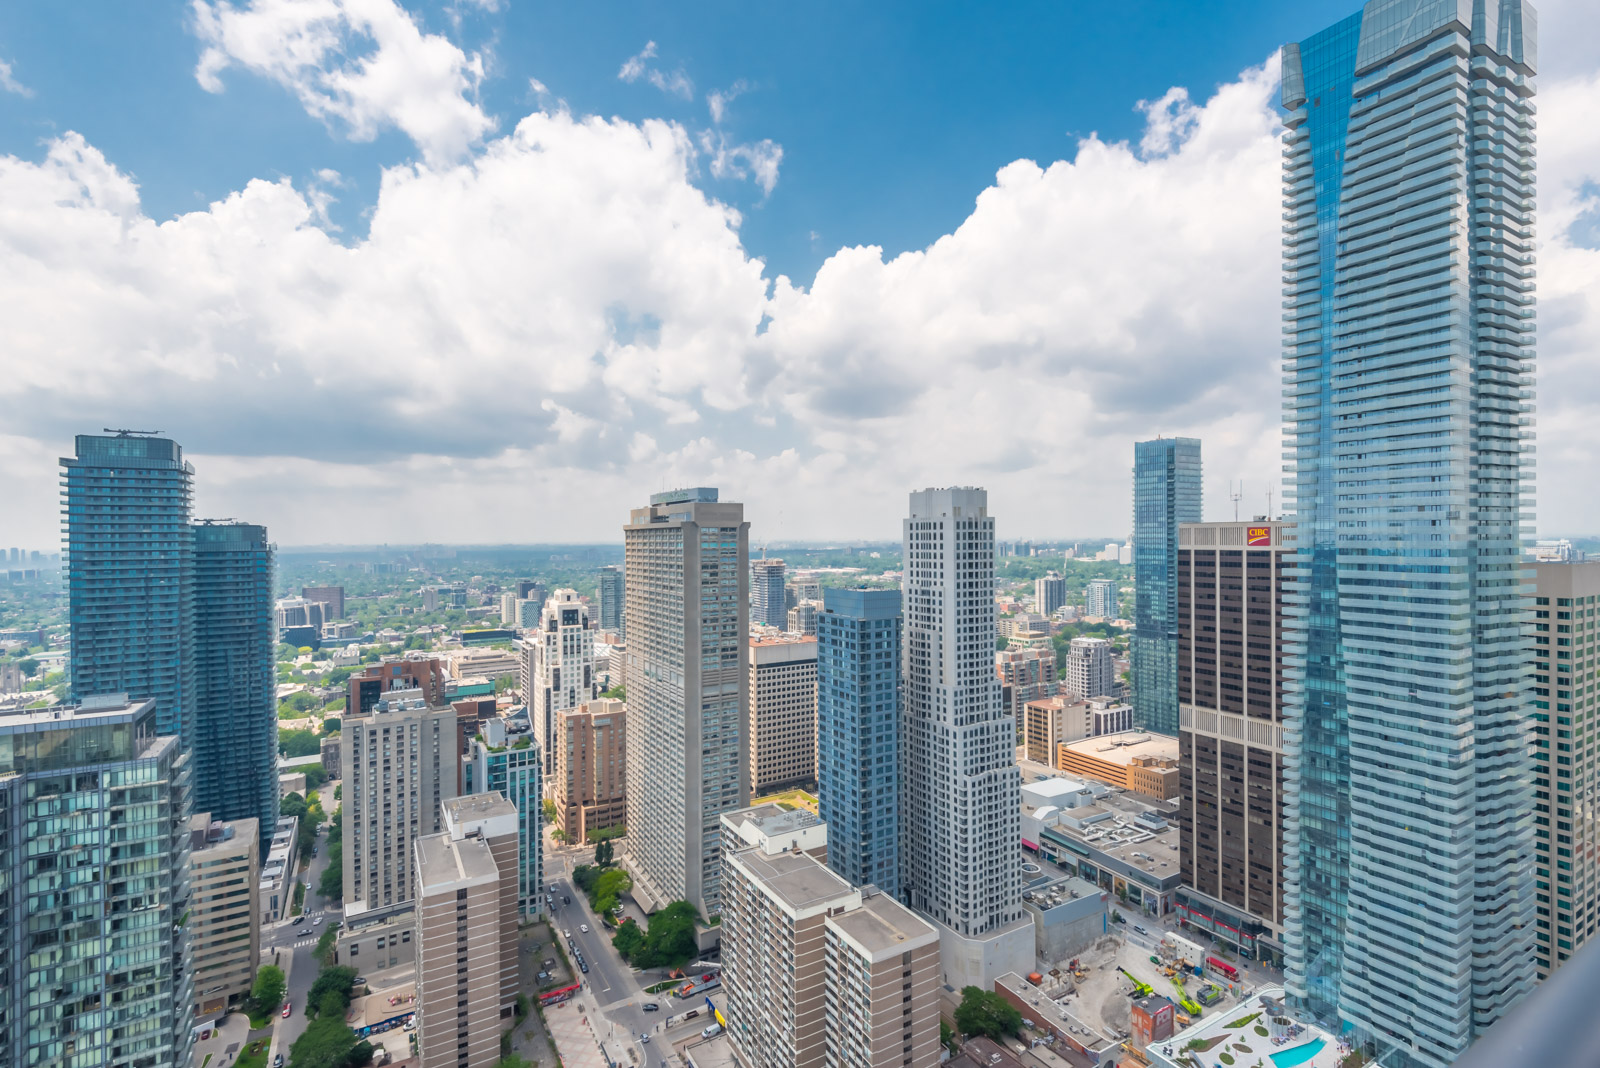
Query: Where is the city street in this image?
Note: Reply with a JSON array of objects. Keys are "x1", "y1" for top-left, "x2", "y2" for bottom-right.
[{"x1": 263, "y1": 795, "x2": 341, "y2": 1067}]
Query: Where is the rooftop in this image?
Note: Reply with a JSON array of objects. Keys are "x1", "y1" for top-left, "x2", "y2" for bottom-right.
[
  {"x1": 1146, "y1": 987, "x2": 1382, "y2": 1068},
  {"x1": 826, "y1": 888, "x2": 937, "y2": 962},
  {"x1": 416, "y1": 830, "x2": 499, "y2": 892},
  {"x1": 1042, "y1": 790, "x2": 1181, "y2": 880},
  {"x1": 997, "y1": 973, "x2": 1119, "y2": 1055},
  {"x1": 728, "y1": 847, "x2": 856, "y2": 917},
  {"x1": 1059, "y1": 731, "x2": 1179, "y2": 767}
]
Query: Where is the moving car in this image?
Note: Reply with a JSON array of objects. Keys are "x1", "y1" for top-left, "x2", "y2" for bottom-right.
[
  {"x1": 313, "y1": 917, "x2": 322, "y2": 926},
  {"x1": 580, "y1": 924, "x2": 589, "y2": 934},
  {"x1": 564, "y1": 930, "x2": 572, "y2": 938},
  {"x1": 1133, "y1": 925, "x2": 1148, "y2": 935},
  {"x1": 642, "y1": 1003, "x2": 659, "y2": 1012},
  {"x1": 281, "y1": 1004, "x2": 292, "y2": 1019},
  {"x1": 639, "y1": 1035, "x2": 650, "y2": 1045},
  {"x1": 291, "y1": 916, "x2": 305, "y2": 925}
]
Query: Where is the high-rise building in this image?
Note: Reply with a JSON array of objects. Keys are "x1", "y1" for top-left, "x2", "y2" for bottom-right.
[
  {"x1": 1035, "y1": 570, "x2": 1067, "y2": 616},
  {"x1": 415, "y1": 795, "x2": 519, "y2": 1068},
  {"x1": 342, "y1": 688, "x2": 458, "y2": 917},
  {"x1": 193, "y1": 520, "x2": 278, "y2": 850},
  {"x1": 1174, "y1": 520, "x2": 1289, "y2": 965},
  {"x1": 0, "y1": 695, "x2": 196, "y2": 1068},
  {"x1": 1084, "y1": 578, "x2": 1119, "y2": 620},
  {"x1": 900, "y1": 487, "x2": 1029, "y2": 988},
  {"x1": 530, "y1": 589, "x2": 597, "y2": 778},
  {"x1": 1529, "y1": 561, "x2": 1600, "y2": 978},
  {"x1": 61, "y1": 432, "x2": 197, "y2": 747},
  {"x1": 719, "y1": 833, "x2": 941, "y2": 1068},
  {"x1": 189, "y1": 815, "x2": 261, "y2": 1015},
  {"x1": 1064, "y1": 635, "x2": 1116, "y2": 700},
  {"x1": 500, "y1": 591, "x2": 519, "y2": 625},
  {"x1": 752, "y1": 557, "x2": 788, "y2": 629},
  {"x1": 1279, "y1": 6, "x2": 1537, "y2": 1065},
  {"x1": 349, "y1": 655, "x2": 450, "y2": 716},
  {"x1": 623, "y1": 487, "x2": 750, "y2": 917},
  {"x1": 597, "y1": 565, "x2": 625, "y2": 634},
  {"x1": 549, "y1": 697, "x2": 628, "y2": 842},
  {"x1": 996, "y1": 645, "x2": 1058, "y2": 724},
  {"x1": 787, "y1": 601, "x2": 818, "y2": 636},
  {"x1": 301, "y1": 585, "x2": 346, "y2": 619},
  {"x1": 440, "y1": 793, "x2": 521, "y2": 1012},
  {"x1": 468, "y1": 719, "x2": 544, "y2": 920},
  {"x1": 748, "y1": 635, "x2": 818, "y2": 795},
  {"x1": 1132, "y1": 437, "x2": 1202, "y2": 735},
  {"x1": 817, "y1": 588, "x2": 903, "y2": 895}
]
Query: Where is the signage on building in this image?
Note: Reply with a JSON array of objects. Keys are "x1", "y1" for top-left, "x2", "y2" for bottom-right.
[{"x1": 1246, "y1": 527, "x2": 1272, "y2": 547}]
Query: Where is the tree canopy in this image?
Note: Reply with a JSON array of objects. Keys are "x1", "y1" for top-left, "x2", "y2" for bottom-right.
[
  {"x1": 306, "y1": 966, "x2": 358, "y2": 1021},
  {"x1": 954, "y1": 986, "x2": 1022, "y2": 1041},
  {"x1": 280, "y1": 729, "x2": 322, "y2": 757},
  {"x1": 250, "y1": 965, "x2": 286, "y2": 1019},
  {"x1": 610, "y1": 900, "x2": 698, "y2": 969}
]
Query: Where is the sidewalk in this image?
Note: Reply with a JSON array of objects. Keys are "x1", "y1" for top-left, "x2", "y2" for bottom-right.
[{"x1": 545, "y1": 996, "x2": 641, "y2": 1068}]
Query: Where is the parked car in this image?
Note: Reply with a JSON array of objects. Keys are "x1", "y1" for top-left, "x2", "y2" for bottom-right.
[
  {"x1": 580, "y1": 963, "x2": 589, "y2": 974},
  {"x1": 353, "y1": 976, "x2": 367, "y2": 986},
  {"x1": 291, "y1": 916, "x2": 305, "y2": 925},
  {"x1": 642, "y1": 1003, "x2": 659, "y2": 1012},
  {"x1": 1133, "y1": 925, "x2": 1148, "y2": 935},
  {"x1": 564, "y1": 930, "x2": 572, "y2": 939},
  {"x1": 563, "y1": 895, "x2": 571, "y2": 904},
  {"x1": 273, "y1": 1056, "x2": 284, "y2": 1068},
  {"x1": 702, "y1": 1023, "x2": 723, "y2": 1038}
]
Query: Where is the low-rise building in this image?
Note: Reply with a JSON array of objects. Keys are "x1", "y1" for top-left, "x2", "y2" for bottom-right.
[
  {"x1": 1019, "y1": 873, "x2": 1109, "y2": 962},
  {"x1": 1130, "y1": 995, "x2": 1175, "y2": 1046},
  {"x1": 1025, "y1": 787, "x2": 1182, "y2": 918},
  {"x1": 1144, "y1": 989, "x2": 1385, "y2": 1068},
  {"x1": 993, "y1": 973, "x2": 1120, "y2": 1065},
  {"x1": 334, "y1": 903, "x2": 416, "y2": 974},
  {"x1": 449, "y1": 646, "x2": 520, "y2": 682},
  {"x1": 1057, "y1": 731, "x2": 1180, "y2": 802},
  {"x1": 1022, "y1": 695, "x2": 1132, "y2": 764},
  {"x1": 279, "y1": 771, "x2": 307, "y2": 799},
  {"x1": 321, "y1": 734, "x2": 341, "y2": 779},
  {"x1": 190, "y1": 815, "x2": 261, "y2": 1015}
]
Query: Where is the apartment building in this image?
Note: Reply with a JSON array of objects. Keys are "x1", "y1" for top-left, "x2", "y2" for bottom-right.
[
  {"x1": 996, "y1": 646, "x2": 1058, "y2": 725},
  {"x1": 349, "y1": 655, "x2": 450, "y2": 716},
  {"x1": 468, "y1": 719, "x2": 543, "y2": 919},
  {"x1": 440, "y1": 794, "x2": 521, "y2": 1013},
  {"x1": 530, "y1": 589, "x2": 598, "y2": 778},
  {"x1": 749, "y1": 635, "x2": 819, "y2": 795},
  {"x1": 189, "y1": 815, "x2": 261, "y2": 1015},
  {"x1": 597, "y1": 565, "x2": 625, "y2": 634},
  {"x1": 550, "y1": 698, "x2": 628, "y2": 842},
  {"x1": 1084, "y1": 579, "x2": 1119, "y2": 620},
  {"x1": 752, "y1": 558, "x2": 788, "y2": 629},
  {"x1": 1035, "y1": 571, "x2": 1066, "y2": 617},
  {"x1": 301, "y1": 585, "x2": 345, "y2": 619},
  {"x1": 1064, "y1": 636, "x2": 1116, "y2": 700},
  {"x1": 415, "y1": 822, "x2": 509, "y2": 1068}
]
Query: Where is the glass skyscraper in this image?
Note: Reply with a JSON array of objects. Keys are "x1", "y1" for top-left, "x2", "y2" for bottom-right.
[
  {"x1": 1279, "y1": 4, "x2": 1537, "y2": 1066},
  {"x1": 816, "y1": 587, "x2": 902, "y2": 895},
  {"x1": 62, "y1": 432, "x2": 197, "y2": 748},
  {"x1": 193, "y1": 520, "x2": 279, "y2": 850},
  {"x1": 472, "y1": 733, "x2": 544, "y2": 919},
  {"x1": 1132, "y1": 437, "x2": 1201, "y2": 734}
]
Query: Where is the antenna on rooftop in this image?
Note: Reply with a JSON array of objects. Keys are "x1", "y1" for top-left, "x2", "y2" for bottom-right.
[
  {"x1": 103, "y1": 428, "x2": 163, "y2": 437},
  {"x1": 1266, "y1": 487, "x2": 1275, "y2": 520},
  {"x1": 1230, "y1": 481, "x2": 1243, "y2": 522}
]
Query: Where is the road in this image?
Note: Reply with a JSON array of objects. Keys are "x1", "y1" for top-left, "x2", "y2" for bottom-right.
[{"x1": 264, "y1": 799, "x2": 342, "y2": 1066}]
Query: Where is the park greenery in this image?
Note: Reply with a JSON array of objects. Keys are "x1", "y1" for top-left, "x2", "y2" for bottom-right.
[
  {"x1": 954, "y1": 986, "x2": 1023, "y2": 1041},
  {"x1": 611, "y1": 901, "x2": 699, "y2": 969},
  {"x1": 280, "y1": 729, "x2": 323, "y2": 758},
  {"x1": 248, "y1": 965, "x2": 286, "y2": 1026}
]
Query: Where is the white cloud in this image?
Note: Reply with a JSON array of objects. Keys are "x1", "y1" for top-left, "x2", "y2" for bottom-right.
[
  {"x1": 707, "y1": 79, "x2": 750, "y2": 124},
  {"x1": 617, "y1": 39, "x2": 693, "y2": 100},
  {"x1": 699, "y1": 130, "x2": 783, "y2": 195},
  {"x1": 192, "y1": 0, "x2": 495, "y2": 164},
  {"x1": 0, "y1": 59, "x2": 32, "y2": 98}
]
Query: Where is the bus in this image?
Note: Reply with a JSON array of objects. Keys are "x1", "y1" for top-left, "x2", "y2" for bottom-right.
[
  {"x1": 540, "y1": 982, "x2": 581, "y2": 1006},
  {"x1": 1206, "y1": 957, "x2": 1238, "y2": 981}
]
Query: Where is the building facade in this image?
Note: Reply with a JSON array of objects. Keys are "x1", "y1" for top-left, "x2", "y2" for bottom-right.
[
  {"x1": 623, "y1": 487, "x2": 750, "y2": 917},
  {"x1": 1279, "y1": 6, "x2": 1538, "y2": 1064},
  {"x1": 817, "y1": 587, "x2": 903, "y2": 895},
  {"x1": 1034, "y1": 571, "x2": 1067, "y2": 617},
  {"x1": 549, "y1": 698, "x2": 628, "y2": 842},
  {"x1": 0, "y1": 695, "x2": 196, "y2": 1068},
  {"x1": 901, "y1": 488, "x2": 1028, "y2": 985},
  {"x1": 530, "y1": 589, "x2": 597, "y2": 779},
  {"x1": 597, "y1": 565, "x2": 625, "y2": 634},
  {"x1": 349, "y1": 656, "x2": 450, "y2": 716},
  {"x1": 1132, "y1": 437, "x2": 1202, "y2": 735},
  {"x1": 193, "y1": 520, "x2": 278, "y2": 850},
  {"x1": 189, "y1": 815, "x2": 260, "y2": 1015},
  {"x1": 787, "y1": 601, "x2": 819, "y2": 636},
  {"x1": 1084, "y1": 579, "x2": 1119, "y2": 620},
  {"x1": 342, "y1": 689, "x2": 458, "y2": 917},
  {"x1": 62, "y1": 432, "x2": 197, "y2": 747},
  {"x1": 996, "y1": 646, "x2": 1058, "y2": 725},
  {"x1": 301, "y1": 585, "x2": 345, "y2": 618},
  {"x1": 1529, "y1": 561, "x2": 1600, "y2": 978},
  {"x1": 469, "y1": 720, "x2": 544, "y2": 920},
  {"x1": 440, "y1": 794, "x2": 521, "y2": 1013},
  {"x1": 1064, "y1": 636, "x2": 1116, "y2": 701},
  {"x1": 1175, "y1": 520, "x2": 1289, "y2": 963},
  {"x1": 752, "y1": 558, "x2": 788, "y2": 629},
  {"x1": 749, "y1": 635, "x2": 819, "y2": 795}
]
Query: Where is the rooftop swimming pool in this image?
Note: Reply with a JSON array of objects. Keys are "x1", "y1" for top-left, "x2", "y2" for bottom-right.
[{"x1": 1269, "y1": 1037, "x2": 1326, "y2": 1068}]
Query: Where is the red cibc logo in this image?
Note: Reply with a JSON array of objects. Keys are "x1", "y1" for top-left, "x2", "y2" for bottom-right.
[{"x1": 1247, "y1": 527, "x2": 1271, "y2": 547}]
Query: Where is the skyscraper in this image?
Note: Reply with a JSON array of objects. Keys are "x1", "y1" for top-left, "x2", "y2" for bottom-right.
[
  {"x1": 751, "y1": 557, "x2": 788, "y2": 629},
  {"x1": 0, "y1": 695, "x2": 196, "y2": 1068},
  {"x1": 597, "y1": 565, "x2": 625, "y2": 634},
  {"x1": 1034, "y1": 570, "x2": 1066, "y2": 616},
  {"x1": 1279, "y1": 5, "x2": 1537, "y2": 1065},
  {"x1": 469, "y1": 719, "x2": 545, "y2": 920},
  {"x1": 61, "y1": 432, "x2": 197, "y2": 747},
  {"x1": 817, "y1": 588, "x2": 903, "y2": 895},
  {"x1": 623, "y1": 487, "x2": 750, "y2": 918},
  {"x1": 1084, "y1": 578, "x2": 1119, "y2": 619},
  {"x1": 1063, "y1": 635, "x2": 1116, "y2": 700},
  {"x1": 900, "y1": 487, "x2": 1029, "y2": 988},
  {"x1": 748, "y1": 634, "x2": 818, "y2": 795},
  {"x1": 193, "y1": 520, "x2": 278, "y2": 850},
  {"x1": 530, "y1": 589, "x2": 597, "y2": 778},
  {"x1": 1131, "y1": 437, "x2": 1201, "y2": 735}
]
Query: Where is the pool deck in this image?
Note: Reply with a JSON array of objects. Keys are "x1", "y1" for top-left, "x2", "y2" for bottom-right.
[{"x1": 1145, "y1": 987, "x2": 1373, "y2": 1068}]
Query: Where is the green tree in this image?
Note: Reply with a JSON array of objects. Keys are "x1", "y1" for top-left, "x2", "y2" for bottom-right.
[
  {"x1": 306, "y1": 966, "x2": 358, "y2": 1021},
  {"x1": 314, "y1": 924, "x2": 340, "y2": 967},
  {"x1": 613, "y1": 900, "x2": 698, "y2": 969},
  {"x1": 541, "y1": 798, "x2": 558, "y2": 824},
  {"x1": 594, "y1": 839, "x2": 615, "y2": 868},
  {"x1": 250, "y1": 965, "x2": 287, "y2": 1019},
  {"x1": 611, "y1": 918, "x2": 645, "y2": 960},
  {"x1": 494, "y1": 674, "x2": 516, "y2": 694},
  {"x1": 319, "y1": 843, "x2": 343, "y2": 899},
  {"x1": 323, "y1": 716, "x2": 342, "y2": 734},
  {"x1": 280, "y1": 729, "x2": 322, "y2": 757},
  {"x1": 601, "y1": 683, "x2": 625, "y2": 700},
  {"x1": 493, "y1": 1056, "x2": 533, "y2": 1068},
  {"x1": 954, "y1": 986, "x2": 1022, "y2": 1041},
  {"x1": 592, "y1": 868, "x2": 632, "y2": 917},
  {"x1": 16, "y1": 657, "x2": 38, "y2": 678},
  {"x1": 287, "y1": 1013, "x2": 359, "y2": 1068}
]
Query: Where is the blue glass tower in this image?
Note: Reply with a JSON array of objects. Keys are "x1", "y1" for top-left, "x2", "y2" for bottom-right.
[
  {"x1": 1280, "y1": 4, "x2": 1537, "y2": 1066},
  {"x1": 473, "y1": 736, "x2": 544, "y2": 919},
  {"x1": 62, "y1": 433, "x2": 197, "y2": 748},
  {"x1": 1132, "y1": 437, "x2": 1201, "y2": 734},
  {"x1": 193, "y1": 521, "x2": 279, "y2": 850},
  {"x1": 816, "y1": 587, "x2": 901, "y2": 894}
]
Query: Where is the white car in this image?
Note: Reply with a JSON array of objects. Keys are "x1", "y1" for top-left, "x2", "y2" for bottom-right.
[
  {"x1": 580, "y1": 924, "x2": 589, "y2": 934},
  {"x1": 564, "y1": 930, "x2": 572, "y2": 938}
]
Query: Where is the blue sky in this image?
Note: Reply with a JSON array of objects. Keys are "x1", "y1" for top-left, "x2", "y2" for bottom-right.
[{"x1": 0, "y1": 1, "x2": 1596, "y2": 546}]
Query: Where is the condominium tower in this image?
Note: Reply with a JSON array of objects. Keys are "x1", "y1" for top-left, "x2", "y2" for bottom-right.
[
  {"x1": 597, "y1": 565, "x2": 625, "y2": 634},
  {"x1": 1084, "y1": 578, "x2": 1119, "y2": 620},
  {"x1": 189, "y1": 815, "x2": 261, "y2": 1015},
  {"x1": 548, "y1": 697, "x2": 628, "y2": 841},
  {"x1": 1279, "y1": 5, "x2": 1537, "y2": 1065},
  {"x1": 1131, "y1": 437, "x2": 1202, "y2": 734},
  {"x1": 0, "y1": 695, "x2": 196, "y2": 1068},
  {"x1": 1034, "y1": 570, "x2": 1066, "y2": 616},
  {"x1": 1529, "y1": 561, "x2": 1600, "y2": 978},
  {"x1": 469, "y1": 718, "x2": 544, "y2": 919},
  {"x1": 529, "y1": 589, "x2": 597, "y2": 778},
  {"x1": 1064, "y1": 635, "x2": 1116, "y2": 700},
  {"x1": 623, "y1": 487, "x2": 750, "y2": 917},
  {"x1": 752, "y1": 557, "x2": 788, "y2": 629},
  {"x1": 817, "y1": 587, "x2": 903, "y2": 895},
  {"x1": 900, "y1": 487, "x2": 1028, "y2": 987}
]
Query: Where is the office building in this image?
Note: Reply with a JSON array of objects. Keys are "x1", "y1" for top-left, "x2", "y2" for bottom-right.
[
  {"x1": 1132, "y1": 437, "x2": 1201, "y2": 735},
  {"x1": 530, "y1": 589, "x2": 597, "y2": 778},
  {"x1": 1529, "y1": 561, "x2": 1600, "y2": 978},
  {"x1": 415, "y1": 798, "x2": 517, "y2": 1068},
  {"x1": 1021, "y1": 695, "x2": 1132, "y2": 766},
  {"x1": 749, "y1": 635, "x2": 819, "y2": 795},
  {"x1": 1064, "y1": 635, "x2": 1116, "y2": 700},
  {"x1": 468, "y1": 719, "x2": 544, "y2": 920},
  {"x1": 1279, "y1": 7, "x2": 1537, "y2": 1063},
  {"x1": 790, "y1": 578, "x2": 822, "y2": 605},
  {"x1": 752, "y1": 557, "x2": 788, "y2": 629},
  {"x1": 512, "y1": 598, "x2": 540, "y2": 629},
  {"x1": 189, "y1": 815, "x2": 260, "y2": 1015},
  {"x1": 720, "y1": 843, "x2": 941, "y2": 1068},
  {"x1": 1174, "y1": 520, "x2": 1289, "y2": 964},
  {"x1": 1084, "y1": 579, "x2": 1119, "y2": 620},
  {"x1": 549, "y1": 697, "x2": 628, "y2": 842},
  {"x1": 623, "y1": 487, "x2": 750, "y2": 917},
  {"x1": 301, "y1": 585, "x2": 346, "y2": 618},
  {"x1": 61, "y1": 431, "x2": 197, "y2": 747},
  {"x1": 996, "y1": 646, "x2": 1058, "y2": 724},
  {"x1": 342, "y1": 688, "x2": 458, "y2": 917},
  {"x1": 193, "y1": 520, "x2": 278, "y2": 849},
  {"x1": 275, "y1": 596, "x2": 327, "y2": 637},
  {"x1": 349, "y1": 655, "x2": 450, "y2": 715},
  {"x1": 597, "y1": 566, "x2": 625, "y2": 634},
  {"x1": 1035, "y1": 571, "x2": 1067, "y2": 617},
  {"x1": 788, "y1": 601, "x2": 818, "y2": 636},
  {"x1": 0, "y1": 695, "x2": 195, "y2": 1068},
  {"x1": 1057, "y1": 732, "x2": 1179, "y2": 802},
  {"x1": 901, "y1": 487, "x2": 1029, "y2": 988},
  {"x1": 817, "y1": 587, "x2": 903, "y2": 895},
  {"x1": 422, "y1": 585, "x2": 467, "y2": 612}
]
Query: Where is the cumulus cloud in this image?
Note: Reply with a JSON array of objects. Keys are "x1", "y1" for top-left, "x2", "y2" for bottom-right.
[
  {"x1": 0, "y1": 59, "x2": 31, "y2": 97},
  {"x1": 192, "y1": 0, "x2": 494, "y2": 164},
  {"x1": 618, "y1": 40, "x2": 693, "y2": 99}
]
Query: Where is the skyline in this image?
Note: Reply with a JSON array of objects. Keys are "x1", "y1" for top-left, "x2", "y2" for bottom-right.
[{"x1": 0, "y1": 0, "x2": 1596, "y2": 547}]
